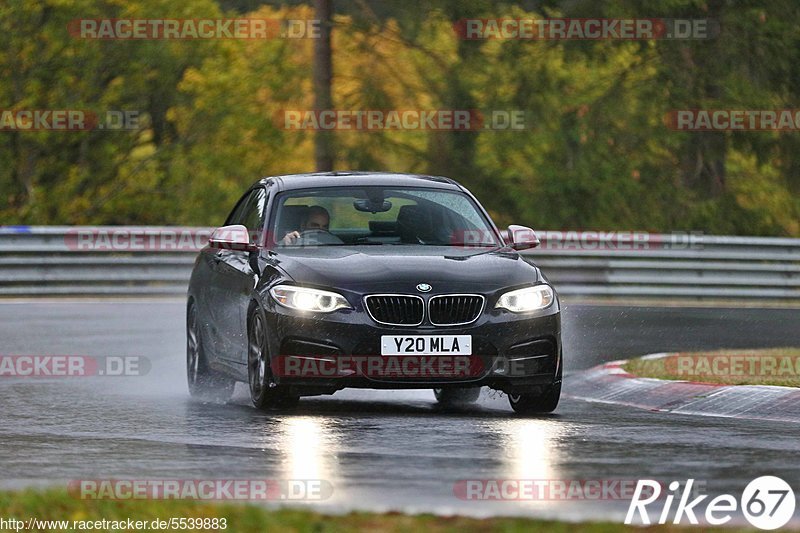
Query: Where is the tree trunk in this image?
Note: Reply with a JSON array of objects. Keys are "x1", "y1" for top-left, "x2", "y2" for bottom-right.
[{"x1": 313, "y1": 0, "x2": 334, "y2": 171}]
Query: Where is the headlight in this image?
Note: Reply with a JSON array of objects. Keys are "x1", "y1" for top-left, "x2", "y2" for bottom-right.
[
  {"x1": 495, "y1": 285, "x2": 554, "y2": 313},
  {"x1": 270, "y1": 285, "x2": 351, "y2": 313}
]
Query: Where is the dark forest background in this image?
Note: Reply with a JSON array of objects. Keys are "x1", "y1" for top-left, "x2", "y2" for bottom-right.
[{"x1": 1, "y1": 0, "x2": 798, "y2": 235}]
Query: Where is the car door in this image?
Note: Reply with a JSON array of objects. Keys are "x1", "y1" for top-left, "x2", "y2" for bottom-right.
[{"x1": 206, "y1": 187, "x2": 267, "y2": 364}]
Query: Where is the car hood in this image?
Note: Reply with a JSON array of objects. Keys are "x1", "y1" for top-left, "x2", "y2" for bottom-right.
[{"x1": 270, "y1": 246, "x2": 542, "y2": 295}]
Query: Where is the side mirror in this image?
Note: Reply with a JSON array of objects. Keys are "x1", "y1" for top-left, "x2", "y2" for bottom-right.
[
  {"x1": 208, "y1": 225, "x2": 256, "y2": 252},
  {"x1": 507, "y1": 225, "x2": 540, "y2": 250}
]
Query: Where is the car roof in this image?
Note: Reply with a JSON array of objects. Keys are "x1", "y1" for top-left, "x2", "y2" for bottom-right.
[{"x1": 256, "y1": 171, "x2": 464, "y2": 192}]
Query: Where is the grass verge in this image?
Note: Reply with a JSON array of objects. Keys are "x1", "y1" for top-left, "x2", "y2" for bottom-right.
[
  {"x1": 0, "y1": 487, "x2": 749, "y2": 532},
  {"x1": 623, "y1": 347, "x2": 800, "y2": 387}
]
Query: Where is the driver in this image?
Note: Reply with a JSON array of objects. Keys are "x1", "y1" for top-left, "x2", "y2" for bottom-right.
[{"x1": 280, "y1": 205, "x2": 330, "y2": 245}]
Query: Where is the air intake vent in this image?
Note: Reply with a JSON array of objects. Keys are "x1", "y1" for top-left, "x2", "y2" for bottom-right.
[
  {"x1": 428, "y1": 295, "x2": 484, "y2": 326},
  {"x1": 365, "y1": 295, "x2": 424, "y2": 326}
]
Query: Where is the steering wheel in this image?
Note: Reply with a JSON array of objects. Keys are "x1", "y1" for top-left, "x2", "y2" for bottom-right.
[{"x1": 295, "y1": 228, "x2": 343, "y2": 245}]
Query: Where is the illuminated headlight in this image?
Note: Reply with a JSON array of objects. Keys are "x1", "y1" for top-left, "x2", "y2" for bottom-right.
[
  {"x1": 495, "y1": 285, "x2": 554, "y2": 313},
  {"x1": 270, "y1": 285, "x2": 351, "y2": 313}
]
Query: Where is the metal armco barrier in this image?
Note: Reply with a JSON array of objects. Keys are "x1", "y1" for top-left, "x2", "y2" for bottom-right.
[{"x1": 0, "y1": 226, "x2": 798, "y2": 300}]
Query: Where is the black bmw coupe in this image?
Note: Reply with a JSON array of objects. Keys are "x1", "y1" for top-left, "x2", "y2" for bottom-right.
[{"x1": 187, "y1": 172, "x2": 562, "y2": 413}]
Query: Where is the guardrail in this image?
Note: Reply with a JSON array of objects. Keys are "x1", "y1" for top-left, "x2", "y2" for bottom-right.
[{"x1": 0, "y1": 226, "x2": 798, "y2": 300}]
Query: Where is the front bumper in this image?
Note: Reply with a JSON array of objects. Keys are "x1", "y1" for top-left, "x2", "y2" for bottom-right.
[{"x1": 262, "y1": 299, "x2": 561, "y2": 395}]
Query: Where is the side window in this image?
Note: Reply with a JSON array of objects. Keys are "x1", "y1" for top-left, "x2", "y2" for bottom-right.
[
  {"x1": 241, "y1": 188, "x2": 266, "y2": 233},
  {"x1": 225, "y1": 192, "x2": 251, "y2": 226},
  {"x1": 224, "y1": 188, "x2": 266, "y2": 243}
]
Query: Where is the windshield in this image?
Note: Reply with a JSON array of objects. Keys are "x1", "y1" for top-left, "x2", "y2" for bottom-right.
[{"x1": 271, "y1": 186, "x2": 501, "y2": 247}]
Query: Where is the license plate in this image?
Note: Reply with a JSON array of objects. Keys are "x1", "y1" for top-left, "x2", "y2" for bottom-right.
[{"x1": 380, "y1": 335, "x2": 472, "y2": 356}]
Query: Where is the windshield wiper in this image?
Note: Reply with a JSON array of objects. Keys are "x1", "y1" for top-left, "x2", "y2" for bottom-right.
[
  {"x1": 318, "y1": 241, "x2": 386, "y2": 246},
  {"x1": 444, "y1": 243, "x2": 506, "y2": 259}
]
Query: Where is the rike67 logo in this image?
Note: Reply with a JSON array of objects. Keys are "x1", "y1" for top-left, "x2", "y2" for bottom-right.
[{"x1": 626, "y1": 476, "x2": 796, "y2": 530}]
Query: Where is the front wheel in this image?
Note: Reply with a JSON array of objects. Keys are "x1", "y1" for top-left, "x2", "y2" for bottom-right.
[
  {"x1": 248, "y1": 307, "x2": 299, "y2": 410},
  {"x1": 186, "y1": 303, "x2": 235, "y2": 402}
]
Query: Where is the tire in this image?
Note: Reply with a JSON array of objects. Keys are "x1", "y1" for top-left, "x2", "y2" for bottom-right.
[
  {"x1": 186, "y1": 302, "x2": 235, "y2": 402},
  {"x1": 247, "y1": 307, "x2": 300, "y2": 410},
  {"x1": 507, "y1": 353, "x2": 563, "y2": 414},
  {"x1": 433, "y1": 387, "x2": 481, "y2": 405}
]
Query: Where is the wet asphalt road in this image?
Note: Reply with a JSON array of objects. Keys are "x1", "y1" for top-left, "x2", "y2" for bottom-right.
[{"x1": 0, "y1": 299, "x2": 798, "y2": 524}]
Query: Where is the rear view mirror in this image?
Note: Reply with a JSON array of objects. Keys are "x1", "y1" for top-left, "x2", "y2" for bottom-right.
[
  {"x1": 354, "y1": 199, "x2": 393, "y2": 213},
  {"x1": 208, "y1": 224, "x2": 257, "y2": 251},
  {"x1": 507, "y1": 225, "x2": 540, "y2": 250}
]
